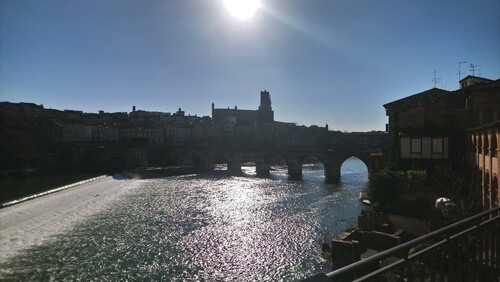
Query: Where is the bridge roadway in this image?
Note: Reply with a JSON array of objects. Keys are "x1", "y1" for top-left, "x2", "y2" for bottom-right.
[{"x1": 171, "y1": 145, "x2": 384, "y2": 182}]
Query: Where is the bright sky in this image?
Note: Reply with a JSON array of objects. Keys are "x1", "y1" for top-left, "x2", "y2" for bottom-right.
[{"x1": 1, "y1": 1, "x2": 499, "y2": 131}]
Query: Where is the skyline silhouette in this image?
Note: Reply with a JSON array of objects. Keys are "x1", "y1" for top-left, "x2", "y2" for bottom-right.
[{"x1": 1, "y1": 0, "x2": 499, "y2": 131}]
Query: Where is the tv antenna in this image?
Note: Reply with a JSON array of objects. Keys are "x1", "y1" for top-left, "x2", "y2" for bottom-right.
[
  {"x1": 458, "y1": 61, "x2": 468, "y2": 81},
  {"x1": 470, "y1": 63, "x2": 481, "y2": 76},
  {"x1": 432, "y1": 69, "x2": 442, "y2": 88}
]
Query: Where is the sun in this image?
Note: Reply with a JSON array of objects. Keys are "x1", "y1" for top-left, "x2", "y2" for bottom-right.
[{"x1": 223, "y1": 0, "x2": 261, "y2": 20}]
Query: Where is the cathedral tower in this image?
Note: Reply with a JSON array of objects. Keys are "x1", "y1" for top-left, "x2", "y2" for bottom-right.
[{"x1": 258, "y1": 90, "x2": 274, "y2": 122}]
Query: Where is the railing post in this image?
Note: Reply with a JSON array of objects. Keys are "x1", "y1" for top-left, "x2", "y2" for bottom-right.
[
  {"x1": 397, "y1": 263, "x2": 405, "y2": 282},
  {"x1": 418, "y1": 259, "x2": 425, "y2": 281},
  {"x1": 496, "y1": 222, "x2": 500, "y2": 275},
  {"x1": 445, "y1": 233, "x2": 455, "y2": 282},
  {"x1": 439, "y1": 249, "x2": 446, "y2": 282},
  {"x1": 406, "y1": 257, "x2": 414, "y2": 281},
  {"x1": 469, "y1": 231, "x2": 478, "y2": 281},
  {"x1": 429, "y1": 250, "x2": 436, "y2": 282},
  {"x1": 456, "y1": 241, "x2": 463, "y2": 280},
  {"x1": 485, "y1": 225, "x2": 491, "y2": 281}
]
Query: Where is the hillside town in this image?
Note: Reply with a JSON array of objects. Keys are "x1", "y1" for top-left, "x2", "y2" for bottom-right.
[{"x1": 1, "y1": 90, "x2": 388, "y2": 178}]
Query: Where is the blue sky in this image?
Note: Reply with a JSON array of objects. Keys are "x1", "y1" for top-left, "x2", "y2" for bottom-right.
[{"x1": 1, "y1": 0, "x2": 499, "y2": 131}]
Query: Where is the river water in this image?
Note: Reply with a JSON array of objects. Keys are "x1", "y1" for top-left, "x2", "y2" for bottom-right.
[{"x1": 0, "y1": 157, "x2": 367, "y2": 281}]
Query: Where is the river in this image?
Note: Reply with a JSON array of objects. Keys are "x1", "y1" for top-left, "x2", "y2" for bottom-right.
[{"x1": 0, "y1": 157, "x2": 367, "y2": 281}]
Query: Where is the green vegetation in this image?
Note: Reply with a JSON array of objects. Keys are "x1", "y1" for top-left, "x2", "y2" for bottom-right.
[
  {"x1": 366, "y1": 169, "x2": 432, "y2": 219},
  {"x1": 321, "y1": 243, "x2": 332, "y2": 260},
  {"x1": 431, "y1": 168, "x2": 482, "y2": 225},
  {"x1": 368, "y1": 169, "x2": 427, "y2": 205},
  {"x1": 366, "y1": 166, "x2": 482, "y2": 226}
]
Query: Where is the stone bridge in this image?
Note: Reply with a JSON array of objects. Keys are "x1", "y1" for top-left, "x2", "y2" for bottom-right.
[{"x1": 171, "y1": 145, "x2": 385, "y2": 182}]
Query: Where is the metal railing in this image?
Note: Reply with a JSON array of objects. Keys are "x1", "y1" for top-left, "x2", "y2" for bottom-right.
[{"x1": 312, "y1": 206, "x2": 500, "y2": 281}]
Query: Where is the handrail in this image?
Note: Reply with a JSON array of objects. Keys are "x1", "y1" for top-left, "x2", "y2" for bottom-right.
[{"x1": 325, "y1": 205, "x2": 500, "y2": 279}]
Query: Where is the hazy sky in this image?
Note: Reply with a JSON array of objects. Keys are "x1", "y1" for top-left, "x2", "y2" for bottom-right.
[{"x1": 1, "y1": 0, "x2": 499, "y2": 131}]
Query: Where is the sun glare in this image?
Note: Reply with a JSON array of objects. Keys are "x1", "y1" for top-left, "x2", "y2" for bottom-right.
[{"x1": 223, "y1": 0, "x2": 261, "y2": 20}]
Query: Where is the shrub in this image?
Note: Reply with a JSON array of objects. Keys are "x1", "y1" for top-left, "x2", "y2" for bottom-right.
[
  {"x1": 369, "y1": 169, "x2": 405, "y2": 205},
  {"x1": 406, "y1": 169, "x2": 427, "y2": 191}
]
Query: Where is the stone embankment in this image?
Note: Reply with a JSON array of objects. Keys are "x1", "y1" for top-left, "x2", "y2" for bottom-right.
[{"x1": 330, "y1": 207, "x2": 430, "y2": 271}]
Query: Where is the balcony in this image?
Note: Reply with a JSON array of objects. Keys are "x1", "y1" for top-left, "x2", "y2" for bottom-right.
[{"x1": 304, "y1": 206, "x2": 499, "y2": 281}]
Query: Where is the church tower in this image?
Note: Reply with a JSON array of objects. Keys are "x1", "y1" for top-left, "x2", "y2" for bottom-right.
[
  {"x1": 259, "y1": 90, "x2": 272, "y2": 111},
  {"x1": 258, "y1": 90, "x2": 274, "y2": 122}
]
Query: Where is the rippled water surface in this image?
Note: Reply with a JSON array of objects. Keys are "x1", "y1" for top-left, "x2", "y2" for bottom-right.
[{"x1": 0, "y1": 158, "x2": 367, "y2": 281}]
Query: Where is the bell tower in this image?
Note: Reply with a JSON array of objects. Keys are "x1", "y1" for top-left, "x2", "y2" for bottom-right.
[
  {"x1": 259, "y1": 90, "x2": 272, "y2": 111},
  {"x1": 258, "y1": 90, "x2": 274, "y2": 122}
]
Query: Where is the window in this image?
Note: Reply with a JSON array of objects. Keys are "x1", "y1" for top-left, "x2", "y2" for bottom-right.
[
  {"x1": 432, "y1": 138, "x2": 443, "y2": 153},
  {"x1": 485, "y1": 111, "x2": 493, "y2": 123},
  {"x1": 481, "y1": 94, "x2": 491, "y2": 104},
  {"x1": 492, "y1": 133, "x2": 497, "y2": 157},
  {"x1": 411, "y1": 138, "x2": 421, "y2": 153}
]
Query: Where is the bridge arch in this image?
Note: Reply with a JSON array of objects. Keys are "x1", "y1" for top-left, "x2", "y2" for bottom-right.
[
  {"x1": 211, "y1": 151, "x2": 230, "y2": 170},
  {"x1": 231, "y1": 151, "x2": 258, "y2": 175},
  {"x1": 168, "y1": 145, "x2": 381, "y2": 182},
  {"x1": 339, "y1": 156, "x2": 369, "y2": 181},
  {"x1": 207, "y1": 150, "x2": 248, "y2": 175},
  {"x1": 337, "y1": 153, "x2": 370, "y2": 171},
  {"x1": 255, "y1": 152, "x2": 290, "y2": 177},
  {"x1": 323, "y1": 151, "x2": 372, "y2": 182},
  {"x1": 286, "y1": 152, "x2": 328, "y2": 180}
]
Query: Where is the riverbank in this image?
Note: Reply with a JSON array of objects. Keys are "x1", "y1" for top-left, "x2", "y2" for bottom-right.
[
  {"x1": 0, "y1": 172, "x2": 103, "y2": 204},
  {"x1": 0, "y1": 175, "x2": 107, "y2": 208}
]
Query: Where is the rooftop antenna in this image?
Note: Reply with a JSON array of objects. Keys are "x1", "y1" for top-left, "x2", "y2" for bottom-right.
[
  {"x1": 458, "y1": 61, "x2": 468, "y2": 81},
  {"x1": 470, "y1": 63, "x2": 481, "y2": 76},
  {"x1": 432, "y1": 69, "x2": 442, "y2": 88}
]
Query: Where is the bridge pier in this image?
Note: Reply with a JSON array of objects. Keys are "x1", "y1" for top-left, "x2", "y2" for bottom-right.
[
  {"x1": 287, "y1": 160, "x2": 302, "y2": 180},
  {"x1": 227, "y1": 160, "x2": 242, "y2": 175},
  {"x1": 368, "y1": 154, "x2": 384, "y2": 175},
  {"x1": 324, "y1": 164, "x2": 341, "y2": 183},
  {"x1": 196, "y1": 162, "x2": 214, "y2": 173},
  {"x1": 256, "y1": 160, "x2": 270, "y2": 177}
]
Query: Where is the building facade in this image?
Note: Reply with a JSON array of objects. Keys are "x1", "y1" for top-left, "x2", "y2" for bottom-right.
[
  {"x1": 384, "y1": 76, "x2": 500, "y2": 209},
  {"x1": 383, "y1": 87, "x2": 465, "y2": 175},
  {"x1": 211, "y1": 90, "x2": 274, "y2": 125},
  {"x1": 467, "y1": 122, "x2": 500, "y2": 210}
]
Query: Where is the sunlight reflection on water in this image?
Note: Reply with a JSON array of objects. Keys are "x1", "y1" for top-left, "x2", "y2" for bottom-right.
[{"x1": 0, "y1": 158, "x2": 367, "y2": 281}]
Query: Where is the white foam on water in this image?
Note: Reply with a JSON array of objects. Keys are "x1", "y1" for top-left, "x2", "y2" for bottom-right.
[{"x1": 0, "y1": 176, "x2": 142, "y2": 263}]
